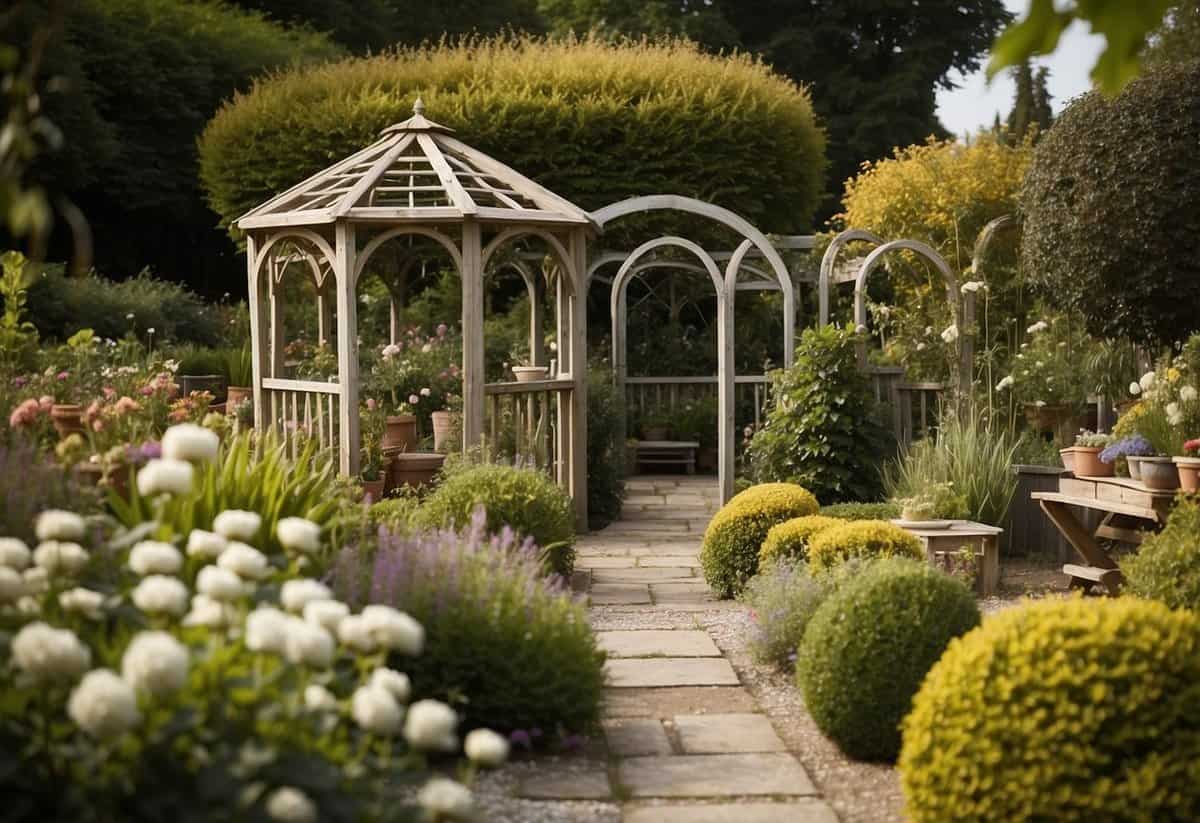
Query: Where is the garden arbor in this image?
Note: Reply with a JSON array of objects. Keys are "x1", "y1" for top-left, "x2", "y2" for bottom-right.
[{"x1": 237, "y1": 100, "x2": 594, "y2": 524}]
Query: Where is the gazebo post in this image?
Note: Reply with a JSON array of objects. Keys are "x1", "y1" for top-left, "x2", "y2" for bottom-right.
[
  {"x1": 246, "y1": 233, "x2": 267, "y2": 432},
  {"x1": 569, "y1": 228, "x2": 589, "y2": 528},
  {"x1": 267, "y1": 264, "x2": 285, "y2": 379},
  {"x1": 334, "y1": 221, "x2": 360, "y2": 476},
  {"x1": 461, "y1": 220, "x2": 485, "y2": 450}
]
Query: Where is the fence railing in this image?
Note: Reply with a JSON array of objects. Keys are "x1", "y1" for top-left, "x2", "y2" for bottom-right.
[
  {"x1": 483, "y1": 379, "x2": 574, "y2": 486},
  {"x1": 863, "y1": 366, "x2": 944, "y2": 447},
  {"x1": 623, "y1": 375, "x2": 772, "y2": 428},
  {"x1": 261, "y1": 378, "x2": 341, "y2": 459}
]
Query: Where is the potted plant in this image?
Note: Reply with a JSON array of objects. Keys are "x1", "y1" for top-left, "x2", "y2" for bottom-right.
[
  {"x1": 360, "y1": 401, "x2": 386, "y2": 500},
  {"x1": 894, "y1": 482, "x2": 969, "y2": 525},
  {"x1": 1061, "y1": 431, "x2": 1113, "y2": 477},
  {"x1": 223, "y1": 344, "x2": 254, "y2": 410},
  {"x1": 431, "y1": 393, "x2": 461, "y2": 453},
  {"x1": 1099, "y1": 435, "x2": 1154, "y2": 480},
  {"x1": 1012, "y1": 317, "x2": 1088, "y2": 442},
  {"x1": 1175, "y1": 439, "x2": 1200, "y2": 493},
  {"x1": 512, "y1": 363, "x2": 549, "y2": 382},
  {"x1": 381, "y1": 398, "x2": 419, "y2": 453},
  {"x1": 640, "y1": 409, "x2": 672, "y2": 442},
  {"x1": 389, "y1": 451, "x2": 446, "y2": 490}
]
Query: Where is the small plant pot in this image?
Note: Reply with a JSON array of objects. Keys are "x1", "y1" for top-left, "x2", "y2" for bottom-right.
[
  {"x1": 1058, "y1": 448, "x2": 1077, "y2": 475},
  {"x1": 431, "y1": 410, "x2": 459, "y2": 452},
  {"x1": 1140, "y1": 456, "x2": 1180, "y2": 491},
  {"x1": 1126, "y1": 455, "x2": 1145, "y2": 481},
  {"x1": 642, "y1": 426, "x2": 670, "y2": 441},
  {"x1": 50, "y1": 404, "x2": 85, "y2": 438},
  {"x1": 388, "y1": 452, "x2": 445, "y2": 491},
  {"x1": 1174, "y1": 457, "x2": 1200, "y2": 493},
  {"x1": 1065, "y1": 446, "x2": 1112, "y2": 478},
  {"x1": 225, "y1": 386, "x2": 252, "y2": 410},
  {"x1": 361, "y1": 478, "x2": 385, "y2": 502},
  {"x1": 381, "y1": 414, "x2": 418, "y2": 453},
  {"x1": 512, "y1": 365, "x2": 549, "y2": 383}
]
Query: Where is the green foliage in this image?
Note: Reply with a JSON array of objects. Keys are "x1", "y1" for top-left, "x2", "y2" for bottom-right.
[
  {"x1": 1123, "y1": 497, "x2": 1200, "y2": 610},
  {"x1": 1021, "y1": 61, "x2": 1200, "y2": 348},
  {"x1": 900, "y1": 597, "x2": 1200, "y2": 821},
  {"x1": 759, "y1": 515, "x2": 844, "y2": 567},
  {"x1": 586, "y1": 363, "x2": 626, "y2": 529},
  {"x1": 700, "y1": 482, "x2": 819, "y2": 598},
  {"x1": 798, "y1": 558, "x2": 979, "y2": 761},
  {"x1": 894, "y1": 481, "x2": 969, "y2": 521},
  {"x1": 807, "y1": 520, "x2": 924, "y2": 573},
  {"x1": 0, "y1": 250, "x2": 38, "y2": 370},
  {"x1": 819, "y1": 501, "x2": 901, "y2": 520},
  {"x1": 745, "y1": 325, "x2": 889, "y2": 503},
  {"x1": 0, "y1": 435, "x2": 96, "y2": 544},
  {"x1": 222, "y1": 344, "x2": 254, "y2": 387},
  {"x1": 413, "y1": 460, "x2": 576, "y2": 577},
  {"x1": 1145, "y1": 1, "x2": 1200, "y2": 66},
  {"x1": 1010, "y1": 432, "x2": 1062, "y2": 467},
  {"x1": 742, "y1": 558, "x2": 833, "y2": 670},
  {"x1": 199, "y1": 37, "x2": 827, "y2": 240}
]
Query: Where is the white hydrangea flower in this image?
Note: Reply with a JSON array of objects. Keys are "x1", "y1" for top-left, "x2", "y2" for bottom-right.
[
  {"x1": 284, "y1": 618, "x2": 335, "y2": 668},
  {"x1": 303, "y1": 599, "x2": 349, "y2": 633},
  {"x1": 68, "y1": 669, "x2": 141, "y2": 739},
  {"x1": 213, "y1": 510, "x2": 261, "y2": 542},
  {"x1": 35, "y1": 509, "x2": 86, "y2": 542},
  {"x1": 121, "y1": 631, "x2": 189, "y2": 696},
  {"x1": 404, "y1": 699, "x2": 458, "y2": 751},
  {"x1": 128, "y1": 541, "x2": 183, "y2": 576},
  {"x1": 197, "y1": 565, "x2": 251, "y2": 601},
  {"x1": 1140, "y1": 371, "x2": 1156, "y2": 392},
  {"x1": 131, "y1": 575, "x2": 189, "y2": 616},
  {"x1": 959, "y1": 280, "x2": 985, "y2": 294},
  {"x1": 1026, "y1": 320, "x2": 1049, "y2": 334},
  {"x1": 16, "y1": 595, "x2": 40, "y2": 615},
  {"x1": 940, "y1": 324, "x2": 959, "y2": 344},
  {"x1": 1129, "y1": 381, "x2": 1142, "y2": 396},
  {"x1": 464, "y1": 728, "x2": 510, "y2": 768},
  {"x1": 337, "y1": 614, "x2": 377, "y2": 653},
  {"x1": 245, "y1": 607, "x2": 291, "y2": 655},
  {"x1": 182, "y1": 594, "x2": 231, "y2": 628},
  {"x1": 22, "y1": 565, "x2": 48, "y2": 594},
  {"x1": 360, "y1": 605, "x2": 424, "y2": 655},
  {"x1": 33, "y1": 541, "x2": 89, "y2": 577},
  {"x1": 186, "y1": 529, "x2": 227, "y2": 560},
  {"x1": 218, "y1": 542, "x2": 270, "y2": 580},
  {"x1": 0, "y1": 566, "x2": 24, "y2": 603},
  {"x1": 276, "y1": 517, "x2": 321, "y2": 555},
  {"x1": 12, "y1": 622, "x2": 91, "y2": 681},
  {"x1": 417, "y1": 778, "x2": 473, "y2": 820},
  {"x1": 1167, "y1": 402, "x2": 1183, "y2": 426},
  {"x1": 0, "y1": 537, "x2": 32, "y2": 569},
  {"x1": 304, "y1": 684, "x2": 339, "y2": 713},
  {"x1": 59, "y1": 587, "x2": 105, "y2": 619},
  {"x1": 161, "y1": 423, "x2": 219, "y2": 463},
  {"x1": 351, "y1": 685, "x2": 403, "y2": 736},
  {"x1": 995, "y1": 375, "x2": 1014, "y2": 392},
  {"x1": 265, "y1": 786, "x2": 317, "y2": 823},
  {"x1": 370, "y1": 668, "x2": 411, "y2": 703},
  {"x1": 1182, "y1": 386, "x2": 1198, "y2": 403},
  {"x1": 136, "y1": 459, "x2": 195, "y2": 497},
  {"x1": 280, "y1": 579, "x2": 333, "y2": 613}
]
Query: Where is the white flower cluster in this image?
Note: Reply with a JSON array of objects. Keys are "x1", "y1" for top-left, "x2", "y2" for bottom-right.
[
  {"x1": 995, "y1": 375, "x2": 1015, "y2": 392},
  {"x1": 940, "y1": 324, "x2": 959, "y2": 344}
]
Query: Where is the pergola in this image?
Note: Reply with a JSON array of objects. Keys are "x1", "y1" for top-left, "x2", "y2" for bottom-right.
[{"x1": 237, "y1": 100, "x2": 595, "y2": 524}]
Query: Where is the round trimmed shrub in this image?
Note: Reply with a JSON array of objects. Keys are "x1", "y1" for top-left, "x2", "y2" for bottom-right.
[
  {"x1": 759, "y1": 515, "x2": 844, "y2": 567},
  {"x1": 900, "y1": 598, "x2": 1200, "y2": 821},
  {"x1": 796, "y1": 558, "x2": 979, "y2": 761},
  {"x1": 742, "y1": 558, "x2": 832, "y2": 670},
  {"x1": 807, "y1": 520, "x2": 923, "y2": 573},
  {"x1": 1123, "y1": 496, "x2": 1200, "y2": 610},
  {"x1": 819, "y1": 501, "x2": 901, "y2": 521},
  {"x1": 413, "y1": 462, "x2": 575, "y2": 577},
  {"x1": 700, "y1": 483, "x2": 819, "y2": 597}
]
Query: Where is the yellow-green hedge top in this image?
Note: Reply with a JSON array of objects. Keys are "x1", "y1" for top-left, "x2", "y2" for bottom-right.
[
  {"x1": 706, "y1": 483, "x2": 820, "y2": 538},
  {"x1": 900, "y1": 596, "x2": 1200, "y2": 822},
  {"x1": 807, "y1": 520, "x2": 922, "y2": 572},
  {"x1": 759, "y1": 515, "x2": 845, "y2": 566}
]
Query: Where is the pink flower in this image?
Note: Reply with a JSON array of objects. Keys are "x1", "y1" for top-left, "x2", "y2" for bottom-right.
[
  {"x1": 92, "y1": 419, "x2": 105, "y2": 432},
  {"x1": 9, "y1": 398, "x2": 40, "y2": 428},
  {"x1": 38, "y1": 395, "x2": 54, "y2": 411},
  {"x1": 13, "y1": 376, "x2": 27, "y2": 388},
  {"x1": 366, "y1": 398, "x2": 378, "y2": 411},
  {"x1": 115, "y1": 396, "x2": 141, "y2": 415},
  {"x1": 56, "y1": 371, "x2": 69, "y2": 381},
  {"x1": 436, "y1": 324, "x2": 448, "y2": 338},
  {"x1": 139, "y1": 385, "x2": 154, "y2": 396},
  {"x1": 448, "y1": 365, "x2": 460, "y2": 377},
  {"x1": 84, "y1": 401, "x2": 102, "y2": 423},
  {"x1": 408, "y1": 394, "x2": 420, "y2": 405}
]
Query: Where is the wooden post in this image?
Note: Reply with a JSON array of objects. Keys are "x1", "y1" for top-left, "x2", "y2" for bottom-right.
[
  {"x1": 718, "y1": 288, "x2": 736, "y2": 504},
  {"x1": 246, "y1": 233, "x2": 268, "y2": 434},
  {"x1": 267, "y1": 261, "x2": 285, "y2": 380},
  {"x1": 529, "y1": 264, "x2": 546, "y2": 368},
  {"x1": 569, "y1": 229, "x2": 589, "y2": 529},
  {"x1": 317, "y1": 287, "x2": 334, "y2": 349},
  {"x1": 335, "y1": 221, "x2": 360, "y2": 476},
  {"x1": 461, "y1": 220, "x2": 485, "y2": 450}
]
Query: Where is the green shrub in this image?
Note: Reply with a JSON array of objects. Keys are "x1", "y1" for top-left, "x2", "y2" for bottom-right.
[
  {"x1": 797, "y1": 558, "x2": 980, "y2": 761},
  {"x1": 759, "y1": 515, "x2": 844, "y2": 567},
  {"x1": 587, "y1": 362, "x2": 626, "y2": 530},
  {"x1": 700, "y1": 483, "x2": 819, "y2": 598},
  {"x1": 413, "y1": 461, "x2": 576, "y2": 577},
  {"x1": 819, "y1": 501, "x2": 901, "y2": 521},
  {"x1": 745, "y1": 325, "x2": 890, "y2": 503},
  {"x1": 1123, "y1": 497, "x2": 1200, "y2": 610},
  {"x1": 899, "y1": 597, "x2": 1200, "y2": 821},
  {"x1": 0, "y1": 436, "x2": 97, "y2": 543},
  {"x1": 199, "y1": 37, "x2": 827, "y2": 240},
  {"x1": 807, "y1": 520, "x2": 923, "y2": 573},
  {"x1": 333, "y1": 513, "x2": 605, "y2": 736},
  {"x1": 742, "y1": 558, "x2": 832, "y2": 670}
]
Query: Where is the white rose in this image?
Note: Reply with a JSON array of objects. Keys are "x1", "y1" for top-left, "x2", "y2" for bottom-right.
[
  {"x1": 136, "y1": 459, "x2": 195, "y2": 497},
  {"x1": 351, "y1": 685, "x2": 403, "y2": 735},
  {"x1": 12, "y1": 621, "x2": 91, "y2": 681},
  {"x1": 1140, "y1": 371, "x2": 1156, "y2": 391},
  {"x1": 197, "y1": 565, "x2": 251, "y2": 601},
  {"x1": 131, "y1": 575, "x2": 189, "y2": 616},
  {"x1": 280, "y1": 579, "x2": 333, "y2": 613},
  {"x1": 218, "y1": 542, "x2": 270, "y2": 580},
  {"x1": 995, "y1": 376, "x2": 1014, "y2": 392},
  {"x1": 940, "y1": 324, "x2": 959, "y2": 344},
  {"x1": 337, "y1": 614, "x2": 377, "y2": 653},
  {"x1": 0, "y1": 566, "x2": 24, "y2": 603},
  {"x1": 186, "y1": 529, "x2": 227, "y2": 560},
  {"x1": 34, "y1": 541, "x2": 89, "y2": 576},
  {"x1": 245, "y1": 607, "x2": 290, "y2": 655},
  {"x1": 1182, "y1": 386, "x2": 1198, "y2": 403},
  {"x1": 0, "y1": 537, "x2": 32, "y2": 569},
  {"x1": 1129, "y1": 381, "x2": 1142, "y2": 396},
  {"x1": 213, "y1": 510, "x2": 262, "y2": 542},
  {"x1": 284, "y1": 619, "x2": 335, "y2": 668},
  {"x1": 370, "y1": 668, "x2": 411, "y2": 703},
  {"x1": 161, "y1": 423, "x2": 219, "y2": 463},
  {"x1": 304, "y1": 684, "x2": 339, "y2": 712},
  {"x1": 265, "y1": 786, "x2": 317, "y2": 823},
  {"x1": 68, "y1": 669, "x2": 141, "y2": 739},
  {"x1": 59, "y1": 586, "x2": 106, "y2": 619},
  {"x1": 464, "y1": 728, "x2": 510, "y2": 768},
  {"x1": 128, "y1": 541, "x2": 183, "y2": 576},
  {"x1": 182, "y1": 594, "x2": 231, "y2": 628},
  {"x1": 360, "y1": 605, "x2": 424, "y2": 655},
  {"x1": 35, "y1": 509, "x2": 86, "y2": 542},
  {"x1": 121, "y1": 631, "x2": 189, "y2": 696},
  {"x1": 276, "y1": 517, "x2": 321, "y2": 555},
  {"x1": 417, "y1": 778, "x2": 473, "y2": 820},
  {"x1": 960, "y1": 280, "x2": 984, "y2": 294},
  {"x1": 404, "y1": 699, "x2": 458, "y2": 751},
  {"x1": 303, "y1": 599, "x2": 349, "y2": 633},
  {"x1": 22, "y1": 565, "x2": 48, "y2": 594}
]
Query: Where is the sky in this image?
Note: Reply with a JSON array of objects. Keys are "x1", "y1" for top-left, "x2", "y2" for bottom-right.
[{"x1": 935, "y1": 0, "x2": 1107, "y2": 138}]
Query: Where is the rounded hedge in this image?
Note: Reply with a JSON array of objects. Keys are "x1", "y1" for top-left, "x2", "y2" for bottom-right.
[
  {"x1": 1123, "y1": 496, "x2": 1200, "y2": 611},
  {"x1": 807, "y1": 520, "x2": 923, "y2": 573},
  {"x1": 819, "y1": 501, "x2": 901, "y2": 521},
  {"x1": 1021, "y1": 60, "x2": 1200, "y2": 347},
  {"x1": 700, "y1": 483, "x2": 819, "y2": 597},
  {"x1": 759, "y1": 515, "x2": 845, "y2": 567},
  {"x1": 900, "y1": 597, "x2": 1200, "y2": 821},
  {"x1": 796, "y1": 558, "x2": 979, "y2": 762},
  {"x1": 199, "y1": 37, "x2": 827, "y2": 238}
]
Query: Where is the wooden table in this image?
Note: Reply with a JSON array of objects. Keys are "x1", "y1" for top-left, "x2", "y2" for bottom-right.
[
  {"x1": 1031, "y1": 476, "x2": 1175, "y2": 594},
  {"x1": 636, "y1": 440, "x2": 700, "y2": 474},
  {"x1": 896, "y1": 520, "x2": 1003, "y2": 597}
]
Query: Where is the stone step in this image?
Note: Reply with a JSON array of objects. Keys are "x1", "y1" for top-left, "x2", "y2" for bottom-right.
[
  {"x1": 623, "y1": 801, "x2": 838, "y2": 823},
  {"x1": 606, "y1": 658, "x2": 739, "y2": 688},
  {"x1": 617, "y1": 753, "x2": 816, "y2": 798},
  {"x1": 597, "y1": 630, "x2": 721, "y2": 658}
]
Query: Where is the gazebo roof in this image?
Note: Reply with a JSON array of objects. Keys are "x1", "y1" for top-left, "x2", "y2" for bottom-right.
[{"x1": 237, "y1": 99, "x2": 593, "y2": 231}]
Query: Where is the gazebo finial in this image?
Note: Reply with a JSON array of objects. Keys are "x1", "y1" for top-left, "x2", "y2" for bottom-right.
[{"x1": 413, "y1": 96, "x2": 425, "y2": 116}]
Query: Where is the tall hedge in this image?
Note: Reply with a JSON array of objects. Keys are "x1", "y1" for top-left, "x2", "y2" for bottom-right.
[
  {"x1": 199, "y1": 37, "x2": 827, "y2": 236},
  {"x1": 1021, "y1": 60, "x2": 1200, "y2": 348}
]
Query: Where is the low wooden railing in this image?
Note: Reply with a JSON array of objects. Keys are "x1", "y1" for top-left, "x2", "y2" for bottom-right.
[
  {"x1": 864, "y1": 366, "x2": 944, "y2": 446},
  {"x1": 623, "y1": 375, "x2": 772, "y2": 428},
  {"x1": 483, "y1": 379, "x2": 573, "y2": 485},
  {"x1": 261, "y1": 378, "x2": 341, "y2": 458}
]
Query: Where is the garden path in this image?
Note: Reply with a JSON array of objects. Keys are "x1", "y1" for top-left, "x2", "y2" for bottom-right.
[{"x1": 513, "y1": 476, "x2": 839, "y2": 822}]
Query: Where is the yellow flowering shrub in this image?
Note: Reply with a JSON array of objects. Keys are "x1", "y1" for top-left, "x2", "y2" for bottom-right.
[
  {"x1": 900, "y1": 597, "x2": 1200, "y2": 822},
  {"x1": 807, "y1": 520, "x2": 923, "y2": 573},
  {"x1": 700, "y1": 483, "x2": 819, "y2": 597},
  {"x1": 759, "y1": 515, "x2": 845, "y2": 567}
]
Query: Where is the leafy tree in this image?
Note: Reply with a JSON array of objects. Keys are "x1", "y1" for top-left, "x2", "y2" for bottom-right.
[
  {"x1": 225, "y1": 0, "x2": 399, "y2": 51},
  {"x1": 1005, "y1": 61, "x2": 1052, "y2": 142},
  {"x1": 1145, "y1": 1, "x2": 1200, "y2": 66}
]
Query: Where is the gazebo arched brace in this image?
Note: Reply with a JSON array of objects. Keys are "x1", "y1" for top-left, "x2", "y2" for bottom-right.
[
  {"x1": 252, "y1": 229, "x2": 337, "y2": 278},
  {"x1": 354, "y1": 227, "x2": 463, "y2": 286},
  {"x1": 971, "y1": 215, "x2": 1018, "y2": 276},
  {"x1": 818, "y1": 228, "x2": 883, "y2": 326},
  {"x1": 491, "y1": 258, "x2": 549, "y2": 369}
]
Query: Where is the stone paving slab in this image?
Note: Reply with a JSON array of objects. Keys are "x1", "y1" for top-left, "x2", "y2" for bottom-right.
[
  {"x1": 622, "y1": 800, "x2": 839, "y2": 823},
  {"x1": 638, "y1": 555, "x2": 700, "y2": 567},
  {"x1": 623, "y1": 508, "x2": 715, "y2": 521},
  {"x1": 517, "y1": 765, "x2": 613, "y2": 800},
  {"x1": 590, "y1": 584, "x2": 652, "y2": 605},
  {"x1": 651, "y1": 582, "x2": 717, "y2": 604},
  {"x1": 577, "y1": 556, "x2": 639, "y2": 569},
  {"x1": 603, "y1": 687, "x2": 759, "y2": 719},
  {"x1": 674, "y1": 713, "x2": 788, "y2": 754},
  {"x1": 618, "y1": 753, "x2": 816, "y2": 798},
  {"x1": 593, "y1": 567, "x2": 698, "y2": 583},
  {"x1": 597, "y1": 630, "x2": 721, "y2": 658},
  {"x1": 626, "y1": 543, "x2": 703, "y2": 556},
  {"x1": 603, "y1": 718, "x2": 674, "y2": 756},
  {"x1": 606, "y1": 658, "x2": 740, "y2": 688},
  {"x1": 601, "y1": 521, "x2": 690, "y2": 534}
]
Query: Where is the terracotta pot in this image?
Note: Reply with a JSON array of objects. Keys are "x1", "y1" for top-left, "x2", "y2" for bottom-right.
[
  {"x1": 1065, "y1": 446, "x2": 1113, "y2": 478},
  {"x1": 642, "y1": 425, "x2": 670, "y2": 441},
  {"x1": 388, "y1": 452, "x2": 445, "y2": 491},
  {"x1": 381, "y1": 414, "x2": 418, "y2": 453},
  {"x1": 225, "y1": 386, "x2": 252, "y2": 410},
  {"x1": 51, "y1": 404, "x2": 85, "y2": 437},
  {"x1": 431, "y1": 410, "x2": 459, "y2": 452},
  {"x1": 361, "y1": 478, "x2": 385, "y2": 502},
  {"x1": 1140, "y1": 457, "x2": 1181, "y2": 491},
  {"x1": 1126, "y1": 455, "x2": 1145, "y2": 481},
  {"x1": 1174, "y1": 457, "x2": 1200, "y2": 493},
  {"x1": 512, "y1": 365, "x2": 549, "y2": 383},
  {"x1": 1058, "y1": 448, "x2": 1077, "y2": 475}
]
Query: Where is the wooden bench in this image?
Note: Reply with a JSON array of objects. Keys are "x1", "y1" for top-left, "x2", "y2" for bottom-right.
[
  {"x1": 635, "y1": 440, "x2": 700, "y2": 474},
  {"x1": 895, "y1": 520, "x2": 1003, "y2": 597}
]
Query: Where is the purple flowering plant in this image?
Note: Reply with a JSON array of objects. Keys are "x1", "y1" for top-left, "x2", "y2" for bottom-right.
[{"x1": 1100, "y1": 435, "x2": 1154, "y2": 464}]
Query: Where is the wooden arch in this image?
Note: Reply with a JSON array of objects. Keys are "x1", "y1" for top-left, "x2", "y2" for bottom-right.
[{"x1": 818, "y1": 229, "x2": 884, "y2": 326}]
